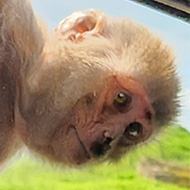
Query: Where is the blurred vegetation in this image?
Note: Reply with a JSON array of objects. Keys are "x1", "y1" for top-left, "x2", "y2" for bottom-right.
[{"x1": 0, "y1": 125, "x2": 189, "y2": 190}]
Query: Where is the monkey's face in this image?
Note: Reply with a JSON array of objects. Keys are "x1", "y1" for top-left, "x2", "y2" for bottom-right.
[
  {"x1": 19, "y1": 72, "x2": 155, "y2": 165},
  {"x1": 49, "y1": 75, "x2": 155, "y2": 165},
  {"x1": 17, "y1": 9, "x2": 178, "y2": 166}
]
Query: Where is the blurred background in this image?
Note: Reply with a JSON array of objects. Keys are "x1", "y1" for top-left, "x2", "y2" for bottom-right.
[{"x1": 0, "y1": 1, "x2": 189, "y2": 190}]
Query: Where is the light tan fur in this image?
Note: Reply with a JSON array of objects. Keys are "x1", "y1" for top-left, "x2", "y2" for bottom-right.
[{"x1": 0, "y1": 0, "x2": 179, "y2": 167}]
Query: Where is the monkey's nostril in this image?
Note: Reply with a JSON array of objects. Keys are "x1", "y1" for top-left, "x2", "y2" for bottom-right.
[
  {"x1": 90, "y1": 137, "x2": 113, "y2": 157},
  {"x1": 104, "y1": 137, "x2": 113, "y2": 145},
  {"x1": 124, "y1": 122, "x2": 143, "y2": 140}
]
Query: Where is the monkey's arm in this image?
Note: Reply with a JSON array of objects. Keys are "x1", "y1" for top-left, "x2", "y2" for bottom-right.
[
  {"x1": 0, "y1": 0, "x2": 44, "y2": 165},
  {"x1": 0, "y1": 0, "x2": 44, "y2": 72}
]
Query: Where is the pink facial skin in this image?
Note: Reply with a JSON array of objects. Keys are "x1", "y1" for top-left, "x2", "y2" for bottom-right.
[{"x1": 50, "y1": 75, "x2": 155, "y2": 164}]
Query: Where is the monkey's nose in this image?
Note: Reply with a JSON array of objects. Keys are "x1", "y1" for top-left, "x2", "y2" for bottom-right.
[{"x1": 90, "y1": 136, "x2": 113, "y2": 157}]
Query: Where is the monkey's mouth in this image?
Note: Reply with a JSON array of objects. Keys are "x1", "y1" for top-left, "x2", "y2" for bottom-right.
[
  {"x1": 71, "y1": 125, "x2": 91, "y2": 160},
  {"x1": 71, "y1": 121, "x2": 145, "y2": 164},
  {"x1": 88, "y1": 124, "x2": 143, "y2": 160},
  {"x1": 89, "y1": 137, "x2": 113, "y2": 158},
  {"x1": 70, "y1": 125, "x2": 111, "y2": 163}
]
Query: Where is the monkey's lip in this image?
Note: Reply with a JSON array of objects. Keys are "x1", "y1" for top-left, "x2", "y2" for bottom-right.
[
  {"x1": 71, "y1": 125, "x2": 110, "y2": 163},
  {"x1": 71, "y1": 125, "x2": 91, "y2": 161}
]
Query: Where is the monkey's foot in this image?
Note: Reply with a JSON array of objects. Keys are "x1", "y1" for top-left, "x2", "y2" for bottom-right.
[{"x1": 55, "y1": 9, "x2": 106, "y2": 42}]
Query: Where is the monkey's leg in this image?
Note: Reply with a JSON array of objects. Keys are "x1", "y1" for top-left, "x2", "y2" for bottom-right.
[{"x1": 55, "y1": 9, "x2": 106, "y2": 42}]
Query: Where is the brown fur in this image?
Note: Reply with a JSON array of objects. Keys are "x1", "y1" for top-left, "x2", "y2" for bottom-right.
[{"x1": 0, "y1": 0, "x2": 179, "y2": 167}]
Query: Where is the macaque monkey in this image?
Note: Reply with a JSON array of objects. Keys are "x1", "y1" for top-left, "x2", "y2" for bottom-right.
[{"x1": 0, "y1": 0, "x2": 179, "y2": 166}]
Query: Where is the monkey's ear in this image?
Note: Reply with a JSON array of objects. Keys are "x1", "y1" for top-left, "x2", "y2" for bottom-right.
[{"x1": 54, "y1": 9, "x2": 106, "y2": 42}]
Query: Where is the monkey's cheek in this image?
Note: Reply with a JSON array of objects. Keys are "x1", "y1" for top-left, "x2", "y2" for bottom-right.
[{"x1": 51, "y1": 127, "x2": 90, "y2": 165}]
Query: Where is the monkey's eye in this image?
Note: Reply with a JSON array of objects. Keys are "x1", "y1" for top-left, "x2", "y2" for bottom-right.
[
  {"x1": 113, "y1": 92, "x2": 132, "y2": 112},
  {"x1": 124, "y1": 122, "x2": 143, "y2": 140}
]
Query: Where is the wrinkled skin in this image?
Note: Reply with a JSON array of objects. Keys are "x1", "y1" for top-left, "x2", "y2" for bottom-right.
[{"x1": 0, "y1": 1, "x2": 179, "y2": 166}]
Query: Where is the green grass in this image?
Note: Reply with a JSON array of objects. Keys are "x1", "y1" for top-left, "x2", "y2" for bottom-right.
[{"x1": 0, "y1": 126, "x2": 189, "y2": 190}]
